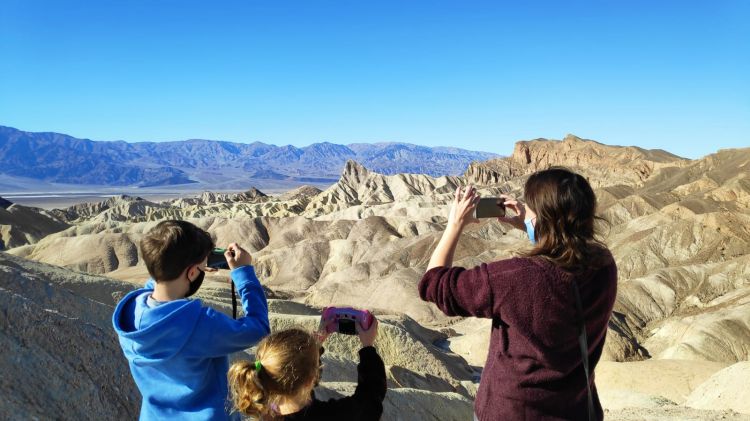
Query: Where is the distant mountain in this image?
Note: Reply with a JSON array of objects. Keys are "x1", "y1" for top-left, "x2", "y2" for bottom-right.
[
  {"x1": 0, "y1": 126, "x2": 498, "y2": 187},
  {"x1": 0, "y1": 126, "x2": 194, "y2": 186}
]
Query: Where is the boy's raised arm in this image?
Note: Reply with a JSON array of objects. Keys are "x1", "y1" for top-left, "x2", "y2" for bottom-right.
[
  {"x1": 185, "y1": 244, "x2": 270, "y2": 357},
  {"x1": 186, "y1": 265, "x2": 270, "y2": 357}
]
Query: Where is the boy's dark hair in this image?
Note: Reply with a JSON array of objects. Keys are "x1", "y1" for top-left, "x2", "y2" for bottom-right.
[{"x1": 140, "y1": 220, "x2": 214, "y2": 282}]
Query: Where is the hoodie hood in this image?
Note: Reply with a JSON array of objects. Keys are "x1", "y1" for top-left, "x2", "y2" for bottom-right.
[{"x1": 113, "y1": 287, "x2": 203, "y2": 364}]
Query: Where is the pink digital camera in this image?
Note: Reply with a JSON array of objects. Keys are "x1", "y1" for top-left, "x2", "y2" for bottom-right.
[{"x1": 321, "y1": 307, "x2": 374, "y2": 335}]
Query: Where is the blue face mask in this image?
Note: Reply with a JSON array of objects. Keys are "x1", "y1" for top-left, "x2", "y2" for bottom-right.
[{"x1": 524, "y1": 218, "x2": 536, "y2": 245}]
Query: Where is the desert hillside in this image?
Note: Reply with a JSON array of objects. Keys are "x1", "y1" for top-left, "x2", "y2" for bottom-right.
[{"x1": 2, "y1": 134, "x2": 749, "y2": 420}]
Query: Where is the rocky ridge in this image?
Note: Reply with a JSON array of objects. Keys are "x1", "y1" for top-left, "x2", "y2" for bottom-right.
[
  {"x1": 0, "y1": 202, "x2": 69, "y2": 249},
  {"x1": 464, "y1": 134, "x2": 687, "y2": 188}
]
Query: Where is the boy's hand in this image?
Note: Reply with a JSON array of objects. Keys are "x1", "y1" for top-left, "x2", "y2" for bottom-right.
[
  {"x1": 226, "y1": 243, "x2": 252, "y2": 270},
  {"x1": 357, "y1": 316, "x2": 379, "y2": 348}
]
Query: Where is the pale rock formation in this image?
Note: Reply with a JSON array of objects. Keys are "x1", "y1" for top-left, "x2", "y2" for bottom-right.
[
  {"x1": 303, "y1": 160, "x2": 463, "y2": 218},
  {"x1": 0, "y1": 203, "x2": 69, "y2": 249},
  {"x1": 50, "y1": 195, "x2": 145, "y2": 223},
  {"x1": 276, "y1": 185, "x2": 323, "y2": 205},
  {"x1": 685, "y1": 362, "x2": 750, "y2": 414},
  {"x1": 464, "y1": 134, "x2": 687, "y2": 189},
  {"x1": 596, "y1": 360, "x2": 729, "y2": 404},
  {"x1": 607, "y1": 407, "x2": 750, "y2": 421},
  {"x1": 0, "y1": 253, "x2": 139, "y2": 420}
]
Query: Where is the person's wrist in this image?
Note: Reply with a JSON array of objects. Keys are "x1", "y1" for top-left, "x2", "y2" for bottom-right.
[{"x1": 446, "y1": 221, "x2": 464, "y2": 235}]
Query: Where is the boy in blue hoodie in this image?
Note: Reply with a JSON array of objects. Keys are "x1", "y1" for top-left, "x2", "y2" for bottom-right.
[{"x1": 112, "y1": 220, "x2": 270, "y2": 420}]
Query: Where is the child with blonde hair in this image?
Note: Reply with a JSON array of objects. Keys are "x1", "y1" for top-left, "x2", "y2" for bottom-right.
[{"x1": 228, "y1": 318, "x2": 385, "y2": 420}]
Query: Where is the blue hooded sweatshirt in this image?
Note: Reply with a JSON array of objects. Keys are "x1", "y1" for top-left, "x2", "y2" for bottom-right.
[{"x1": 112, "y1": 266, "x2": 270, "y2": 420}]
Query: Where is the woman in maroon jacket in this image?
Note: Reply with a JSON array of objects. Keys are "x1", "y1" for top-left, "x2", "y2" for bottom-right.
[{"x1": 419, "y1": 167, "x2": 617, "y2": 421}]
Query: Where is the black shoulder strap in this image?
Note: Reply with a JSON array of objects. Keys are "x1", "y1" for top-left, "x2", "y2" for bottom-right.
[{"x1": 572, "y1": 280, "x2": 594, "y2": 421}]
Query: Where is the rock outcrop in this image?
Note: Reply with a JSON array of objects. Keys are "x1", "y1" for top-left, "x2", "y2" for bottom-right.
[
  {"x1": 0, "y1": 196, "x2": 12, "y2": 209},
  {"x1": 464, "y1": 134, "x2": 687, "y2": 188},
  {"x1": 685, "y1": 362, "x2": 750, "y2": 414},
  {"x1": 0, "y1": 203, "x2": 70, "y2": 249},
  {"x1": 303, "y1": 160, "x2": 464, "y2": 217},
  {"x1": 0, "y1": 252, "x2": 139, "y2": 420}
]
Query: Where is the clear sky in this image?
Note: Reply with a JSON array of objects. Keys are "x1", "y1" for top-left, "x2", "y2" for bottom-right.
[{"x1": 1, "y1": 1, "x2": 748, "y2": 159}]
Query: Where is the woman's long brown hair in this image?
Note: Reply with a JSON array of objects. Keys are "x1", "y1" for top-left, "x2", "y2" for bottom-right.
[{"x1": 522, "y1": 167, "x2": 611, "y2": 274}]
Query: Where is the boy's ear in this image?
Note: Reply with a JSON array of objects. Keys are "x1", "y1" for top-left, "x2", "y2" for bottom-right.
[{"x1": 185, "y1": 264, "x2": 198, "y2": 281}]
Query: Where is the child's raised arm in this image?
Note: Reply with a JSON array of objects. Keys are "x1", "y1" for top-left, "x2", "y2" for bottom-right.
[
  {"x1": 309, "y1": 318, "x2": 387, "y2": 420},
  {"x1": 184, "y1": 244, "x2": 270, "y2": 358}
]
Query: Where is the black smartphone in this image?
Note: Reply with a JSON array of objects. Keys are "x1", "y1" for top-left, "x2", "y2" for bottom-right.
[
  {"x1": 207, "y1": 248, "x2": 230, "y2": 270},
  {"x1": 474, "y1": 197, "x2": 506, "y2": 218}
]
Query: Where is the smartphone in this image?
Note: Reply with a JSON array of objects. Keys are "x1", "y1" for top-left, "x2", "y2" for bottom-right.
[
  {"x1": 207, "y1": 248, "x2": 230, "y2": 270},
  {"x1": 474, "y1": 197, "x2": 506, "y2": 218}
]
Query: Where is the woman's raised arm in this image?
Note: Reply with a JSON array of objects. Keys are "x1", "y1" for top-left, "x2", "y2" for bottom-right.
[{"x1": 427, "y1": 185, "x2": 480, "y2": 270}]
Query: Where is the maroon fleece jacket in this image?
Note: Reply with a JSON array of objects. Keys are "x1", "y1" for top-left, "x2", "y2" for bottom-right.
[{"x1": 419, "y1": 254, "x2": 617, "y2": 421}]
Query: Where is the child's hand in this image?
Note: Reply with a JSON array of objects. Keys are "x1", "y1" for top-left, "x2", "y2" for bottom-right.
[
  {"x1": 314, "y1": 329, "x2": 330, "y2": 344},
  {"x1": 357, "y1": 317, "x2": 379, "y2": 348},
  {"x1": 225, "y1": 243, "x2": 252, "y2": 269}
]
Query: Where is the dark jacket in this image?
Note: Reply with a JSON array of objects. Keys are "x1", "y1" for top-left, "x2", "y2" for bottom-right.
[
  {"x1": 284, "y1": 346, "x2": 387, "y2": 421},
  {"x1": 419, "y1": 254, "x2": 617, "y2": 421}
]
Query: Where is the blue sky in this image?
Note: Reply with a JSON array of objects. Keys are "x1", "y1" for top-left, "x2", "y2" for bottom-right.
[{"x1": 1, "y1": 0, "x2": 748, "y2": 159}]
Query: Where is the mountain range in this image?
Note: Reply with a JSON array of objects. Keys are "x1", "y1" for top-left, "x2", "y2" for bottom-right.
[{"x1": 0, "y1": 125, "x2": 498, "y2": 187}]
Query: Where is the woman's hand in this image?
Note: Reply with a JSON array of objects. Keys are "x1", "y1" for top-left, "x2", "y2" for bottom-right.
[
  {"x1": 497, "y1": 194, "x2": 526, "y2": 231},
  {"x1": 447, "y1": 185, "x2": 480, "y2": 231},
  {"x1": 427, "y1": 186, "x2": 478, "y2": 270}
]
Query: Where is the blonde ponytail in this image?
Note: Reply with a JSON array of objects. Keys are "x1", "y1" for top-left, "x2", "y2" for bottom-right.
[
  {"x1": 228, "y1": 360, "x2": 272, "y2": 419},
  {"x1": 228, "y1": 328, "x2": 321, "y2": 420}
]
